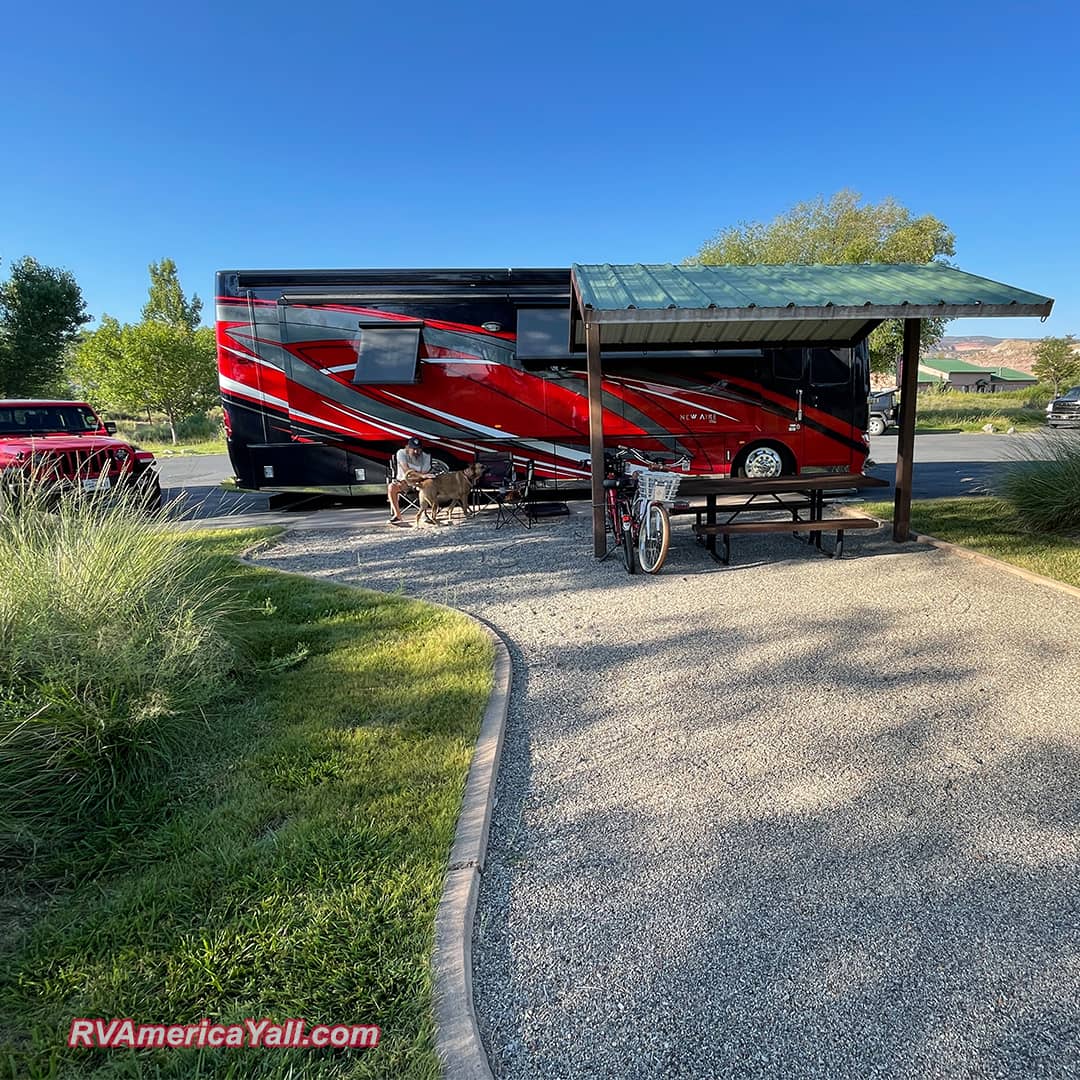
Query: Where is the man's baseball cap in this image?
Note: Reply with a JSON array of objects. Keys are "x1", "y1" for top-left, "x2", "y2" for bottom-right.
[{"x1": 406, "y1": 436, "x2": 423, "y2": 449}]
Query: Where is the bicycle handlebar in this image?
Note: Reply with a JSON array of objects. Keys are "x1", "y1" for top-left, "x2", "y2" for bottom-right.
[{"x1": 586, "y1": 445, "x2": 691, "y2": 472}]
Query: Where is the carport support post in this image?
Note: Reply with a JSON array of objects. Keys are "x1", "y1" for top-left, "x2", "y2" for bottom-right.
[
  {"x1": 586, "y1": 320, "x2": 606, "y2": 558},
  {"x1": 893, "y1": 317, "x2": 921, "y2": 541}
]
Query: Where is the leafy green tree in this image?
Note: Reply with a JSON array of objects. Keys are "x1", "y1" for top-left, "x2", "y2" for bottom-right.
[
  {"x1": 1032, "y1": 335, "x2": 1079, "y2": 396},
  {"x1": 143, "y1": 258, "x2": 202, "y2": 331},
  {"x1": 0, "y1": 256, "x2": 90, "y2": 396},
  {"x1": 75, "y1": 319, "x2": 217, "y2": 444},
  {"x1": 695, "y1": 190, "x2": 956, "y2": 375},
  {"x1": 75, "y1": 261, "x2": 215, "y2": 443}
]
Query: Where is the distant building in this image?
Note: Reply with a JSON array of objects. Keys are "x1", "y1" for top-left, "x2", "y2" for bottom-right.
[
  {"x1": 987, "y1": 366, "x2": 1038, "y2": 391},
  {"x1": 918, "y1": 357, "x2": 1036, "y2": 393},
  {"x1": 915, "y1": 367, "x2": 948, "y2": 391}
]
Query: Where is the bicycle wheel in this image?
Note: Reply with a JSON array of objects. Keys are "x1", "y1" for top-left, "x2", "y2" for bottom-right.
[{"x1": 637, "y1": 501, "x2": 671, "y2": 574}]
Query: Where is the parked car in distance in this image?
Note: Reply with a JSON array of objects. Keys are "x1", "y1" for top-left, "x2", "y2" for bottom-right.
[
  {"x1": 868, "y1": 388, "x2": 898, "y2": 436},
  {"x1": 1046, "y1": 386, "x2": 1080, "y2": 428},
  {"x1": 0, "y1": 399, "x2": 160, "y2": 508}
]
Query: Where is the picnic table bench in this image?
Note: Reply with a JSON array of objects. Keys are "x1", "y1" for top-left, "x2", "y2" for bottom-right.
[{"x1": 675, "y1": 473, "x2": 889, "y2": 563}]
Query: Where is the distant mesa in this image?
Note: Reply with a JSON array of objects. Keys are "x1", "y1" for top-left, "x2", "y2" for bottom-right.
[
  {"x1": 941, "y1": 335, "x2": 1004, "y2": 353},
  {"x1": 928, "y1": 335, "x2": 1079, "y2": 376}
]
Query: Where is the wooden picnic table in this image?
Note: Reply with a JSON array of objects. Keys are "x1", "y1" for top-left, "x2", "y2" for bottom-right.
[{"x1": 675, "y1": 472, "x2": 890, "y2": 563}]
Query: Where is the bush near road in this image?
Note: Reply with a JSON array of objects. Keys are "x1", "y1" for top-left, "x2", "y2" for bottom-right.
[
  {"x1": 112, "y1": 409, "x2": 226, "y2": 456},
  {"x1": 1, "y1": 518, "x2": 493, "y2": 1078},
  {"x1": 998, "y1": 431, "x2": 1080, "y2": 535}
]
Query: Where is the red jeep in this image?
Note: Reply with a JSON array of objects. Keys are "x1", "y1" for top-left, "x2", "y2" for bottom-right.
[{"x1": 0, "y1": 400, "x2": 160, "y2": 509}]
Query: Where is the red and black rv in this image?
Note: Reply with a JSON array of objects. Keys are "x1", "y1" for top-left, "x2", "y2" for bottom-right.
[{"x1": 215, "y1": 268, "x2": 870, "y2": 494}]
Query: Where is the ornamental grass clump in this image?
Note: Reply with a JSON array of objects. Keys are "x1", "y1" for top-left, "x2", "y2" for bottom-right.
[
  {"x1": 0, "y1": 482, "x2": 238, "y2": 857},
  {"x1": 998, "y1": 432, "x2": 1080, "y2": 535}
]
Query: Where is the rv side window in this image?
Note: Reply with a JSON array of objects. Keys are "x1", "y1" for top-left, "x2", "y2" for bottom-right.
[
  {"x1": 352, "y1": 327, "x2": 421, "y2": 384},
  {"x1": 772, "y1": 350, "x2": 803, "y2": 381},
  {"x1": 810, "y1": 348, "x2": 851, "y2": 386},
  {"x1": 517, "y1": 308, "x2": 571, "y2": 361}
]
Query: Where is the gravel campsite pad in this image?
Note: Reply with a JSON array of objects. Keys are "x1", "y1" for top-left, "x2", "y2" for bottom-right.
[{"x1": 254, "y1": 508, "x2": 1080, "y2": 1080}]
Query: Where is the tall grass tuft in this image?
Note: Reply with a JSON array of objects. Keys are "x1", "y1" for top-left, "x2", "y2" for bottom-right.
[
  {"x1": 998, "y1": 432, "x2": 1080, "y2": 535},
  {"x1": 0, "y1": 482, "x2": 238, "y2": 859}
]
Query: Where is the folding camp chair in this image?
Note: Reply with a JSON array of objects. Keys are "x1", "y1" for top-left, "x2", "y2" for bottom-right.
[
  {"x1": 494, "y1": 460, "x2": 535, "y2": 530},
  {"x1": 471, "y1": 451, "x2": 515, "y2": 514},
  {"x1": 387, "y1": 455, "x2": 422, "y2": 518}
]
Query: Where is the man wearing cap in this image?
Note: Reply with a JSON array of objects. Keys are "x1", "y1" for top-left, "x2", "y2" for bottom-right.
[{"x1": 388, "y1": 436, "x2": 435, "y2": 524}]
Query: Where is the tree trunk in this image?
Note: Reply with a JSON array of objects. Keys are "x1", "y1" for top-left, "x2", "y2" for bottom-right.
[{"x1": 166, "y1": 409, "x2": 178, "y2": 445}]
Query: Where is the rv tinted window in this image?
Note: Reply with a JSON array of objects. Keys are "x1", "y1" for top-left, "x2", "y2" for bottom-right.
[
  {"x1": 811, "y1": 348, "x2": 851, "y2": 386},
  {"x1": 352, "y1": 327, "x2": 421, "y2": 384},
  {"x1": 772, "y1": 350, "x2": 803, "y2": 380},
  {"x1": 517, "y1": 308, "x2": 571, "y2": 360}
]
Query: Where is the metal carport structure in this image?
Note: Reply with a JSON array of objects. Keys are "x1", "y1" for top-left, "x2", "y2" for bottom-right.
[{"x1": 569, "y1": 263, "x2": 1054, "y2": 557}]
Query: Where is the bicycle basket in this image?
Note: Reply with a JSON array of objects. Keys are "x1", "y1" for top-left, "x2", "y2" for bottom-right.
[{"x1": 635, "y1": 470, "x2": 682, "y2": 504}]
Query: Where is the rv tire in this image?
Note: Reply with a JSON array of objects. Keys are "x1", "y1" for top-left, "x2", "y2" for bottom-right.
[{"x1": 733, "y1": 442, "x2": 794, "y2": 479}]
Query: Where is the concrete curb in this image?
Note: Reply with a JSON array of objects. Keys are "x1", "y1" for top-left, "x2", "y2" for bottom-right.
[
  {"x1": 236, "y1": 531, "x2": 285, "y2": 560},
  {"x1": 909, "y1": 529, "x2": 1080, "y2": 600},
  {"x1": 240, "y1": 533, "x2": 507, "y2": 1078},
  {"x1": 433, "y1": 612, "x2": 510, "y2": 1080},
  {"x1": 838, "y1": 504, "x2": 1079, "y2": 601}
]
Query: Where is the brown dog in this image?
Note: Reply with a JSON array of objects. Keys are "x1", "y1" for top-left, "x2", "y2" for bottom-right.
[{"x1": 414, "y1": 462, "x2": 485, "y2": 525}]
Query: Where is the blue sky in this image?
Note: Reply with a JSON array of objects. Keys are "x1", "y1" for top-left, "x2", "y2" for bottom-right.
[{"x1": 2, "y1": 0, "x2": 1077, "y2": 338}]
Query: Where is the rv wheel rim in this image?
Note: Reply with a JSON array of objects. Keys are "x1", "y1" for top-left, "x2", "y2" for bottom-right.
[{"x1": 744, "y1": 447, "x2": 783, "y2": 478}]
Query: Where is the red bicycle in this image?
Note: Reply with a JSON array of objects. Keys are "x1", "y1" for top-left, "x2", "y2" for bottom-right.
[{"x1": 601, "y1": 446, "x2": 687, "y2": 574}]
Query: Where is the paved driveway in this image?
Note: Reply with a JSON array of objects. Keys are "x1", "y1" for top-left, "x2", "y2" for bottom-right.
[{"x1": 253, "y1": 508, "x2": 1079, "y2": 1080}]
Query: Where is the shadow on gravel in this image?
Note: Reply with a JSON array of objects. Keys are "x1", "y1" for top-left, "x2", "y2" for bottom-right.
[
  {"x1": 470, "y1": 608, "x2": 1080, "y2": 1079},
  {"x1": 595, "y1": 732, "x2": 1080, "y2": 1079},
  {"x1": 251, "y1": 516, "x2": 925, "y2": 606}
]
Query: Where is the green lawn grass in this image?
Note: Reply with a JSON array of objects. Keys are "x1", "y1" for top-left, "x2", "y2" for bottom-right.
[
  {"x1": 912, "y1": 388, "x2": 1051, "y2": 433},
  {"x1": 861, "y1": 497, "x2": 1080, "y2": 588},
  {"x1": 112, "y1": 416, "x2": 227, "y2": 457},
  {"x1": 0, "y1": 529, "x2": 494, "y2": 1079},
  {"x1": 134, "y1": 437, "x2": 229, "y2": 456}
]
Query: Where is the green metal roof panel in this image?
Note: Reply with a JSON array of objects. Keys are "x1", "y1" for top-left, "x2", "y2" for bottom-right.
[
  {"x1": 570, "y1": 263, "x2": 1053, "y2": 349},
  {"x1": 920, "y1": 357, "x2": 994, "y2": 373},
  {"x1": 921, "y1": 359, "x2": 1036, "y2": 379},
  {"x1": 573, "y1": 262, "x2": 1053, "y2": 317}
]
